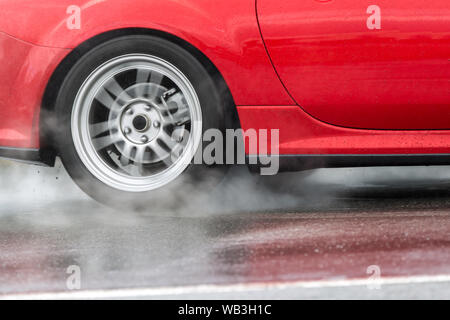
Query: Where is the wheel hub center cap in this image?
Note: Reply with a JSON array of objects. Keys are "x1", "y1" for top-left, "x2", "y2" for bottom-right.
[
  {"x1": 133, "y1": 115, "x2": 150, "y2": 132},
  {"x1": 119, "y1": 101, "x2": 162, "y2": 145}
]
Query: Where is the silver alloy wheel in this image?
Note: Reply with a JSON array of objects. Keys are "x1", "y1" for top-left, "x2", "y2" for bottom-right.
[{"x1": 71, "y1": 54, "x2": 202, "y2": 192}]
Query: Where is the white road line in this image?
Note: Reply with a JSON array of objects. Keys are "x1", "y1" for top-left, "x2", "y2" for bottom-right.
[{"x1": 2, "y1": 275, "x2": 450, "y2": 300}]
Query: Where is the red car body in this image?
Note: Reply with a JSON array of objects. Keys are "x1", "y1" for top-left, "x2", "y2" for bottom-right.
[{"x1": 0, "y1": 0, "x2": 449, "y2": 168}]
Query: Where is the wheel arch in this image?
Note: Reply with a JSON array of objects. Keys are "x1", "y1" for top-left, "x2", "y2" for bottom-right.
[{"x1": 40, "y1": 28, "x2": 240, "y2": 154}]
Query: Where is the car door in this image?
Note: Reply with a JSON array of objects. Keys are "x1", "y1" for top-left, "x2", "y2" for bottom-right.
[{"x1": 257, "y1": 0, "x2": 450, "y2": 129}]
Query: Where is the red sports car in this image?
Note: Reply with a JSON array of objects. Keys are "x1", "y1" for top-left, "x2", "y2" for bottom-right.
[{"x1": 0, "y1": 0, "x2": 449, "y2": 207}]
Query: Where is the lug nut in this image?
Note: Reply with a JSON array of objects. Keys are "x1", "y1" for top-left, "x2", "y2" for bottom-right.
[
  {"x1": 145, "y1": 105, "x2": 152, "y2": 111},
  {"x1": 141, "y1": 136, "x2": 149, "y2": 143},
  {"x1": 127, "y1": 109, "x2": 134, "y2": 115},
  {"x1": 124, "y1": 127, "x2": 131, "y2": 135},
  {"x1": 153, "y1": 121, "x2": 161, "y2": 128}
]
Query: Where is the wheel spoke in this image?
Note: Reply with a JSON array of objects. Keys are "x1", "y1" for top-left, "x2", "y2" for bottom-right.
[
  {"x1": 159, "y1": 131, "x2": 179, "y2": 150},
  {"x1": 160, "y1": 101, "x2": 179, "y2": 112},
  {"x1": 136, "y1": 69, "x2": 151, "y2": 84},
  {"x1": 150, "y1": 71, "x2": 164, "y2": 86},
  {"x1": 149, "y1": 72, "x2": 164, "y2": 98},
  {"x1": 95, "y1": 87, "x2": 115, "y2": 109},
  {"x1": 125, "y1": 146, "x2": 146, "y2": 177},
  {"x1": 90, "y1": 121, "x2": 110, "y2": 137},
  {"x1": 92, "y1": 133, "x2": 121, "y2": 151},
  {"x1": 135, "y1": 69, "x2": 151, "y2": 97},
  {"x1": 149, "y1": 142, "x2": 173, "y2": 166},
  {"x1": 95, "y1": 90, "x2": 128, "y2": 111},
  {"x1": 120, "y1": 144, "x2": 133, "y2": 167},
  {"x1": 134, "y1": 146, "x2": 147, "y2": 175},
  {"x1": 105, "y1": 78, "x2": 132, "y2": 100}
]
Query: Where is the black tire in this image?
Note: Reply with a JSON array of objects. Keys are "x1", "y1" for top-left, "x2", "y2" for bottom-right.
[{"x1": 54, "y1": 35, "x2": 232, "y2": 211}]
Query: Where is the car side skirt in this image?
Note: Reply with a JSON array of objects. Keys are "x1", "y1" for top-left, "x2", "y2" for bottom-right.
[{"x1": 248, "y1": 154, "x2": 450, "y2": 173}]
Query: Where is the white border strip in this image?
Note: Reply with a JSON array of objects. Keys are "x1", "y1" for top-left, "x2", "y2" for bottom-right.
[{"x1": 2, "y1": 275, "x2": 450, "y2": 300}]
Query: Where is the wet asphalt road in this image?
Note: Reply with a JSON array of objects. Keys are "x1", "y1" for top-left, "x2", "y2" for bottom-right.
[{"x1": 0, "y1": 161, "x2": 449, "y2": 299}]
